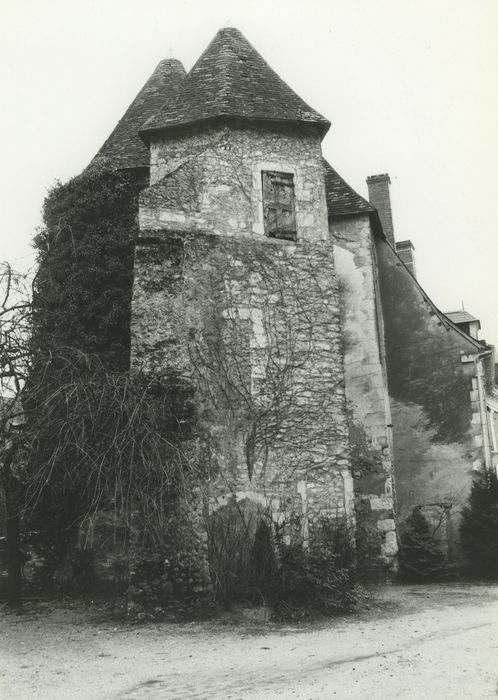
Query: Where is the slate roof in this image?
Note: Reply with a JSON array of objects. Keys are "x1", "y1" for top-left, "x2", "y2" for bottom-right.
[
  {"x1": 323, "y1": 159, "x2": 374, "y2": 217},
  {"x1": 444, "y1": 311, "x2": 480, "y2": 326},
  {"x1": 142, "y1": 27, "x2": 330, "y2": 137},
  {"x1": 90, "y1": 59, "x2": 186, "y2": 170}
]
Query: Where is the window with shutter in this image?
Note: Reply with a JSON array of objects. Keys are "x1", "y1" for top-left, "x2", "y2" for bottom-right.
[{"x1": 261, "y1": 171, "x2": 296, "y2": 241}]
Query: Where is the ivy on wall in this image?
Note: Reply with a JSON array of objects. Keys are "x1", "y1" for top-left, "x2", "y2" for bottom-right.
[
  {"x1": 377, "y1": 241, "x2": 473, "y2": 443},
  {"x1": 32, "y1": 165, "x2": 146, "y2": 371}
]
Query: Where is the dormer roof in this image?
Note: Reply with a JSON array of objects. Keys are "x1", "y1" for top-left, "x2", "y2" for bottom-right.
[
  {"x1": 444, "y1": 310, "x2": 480, "y2": 327},
  {"x1": 90, "y1": 58, "x2": 186, "y2": 170},
  {"x1": 141, "y1": 27, "x2": 330, "y2": 138}
]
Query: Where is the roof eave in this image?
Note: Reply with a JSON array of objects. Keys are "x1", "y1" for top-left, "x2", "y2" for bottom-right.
[
  {"x1": 328, "y1": 209, "x2": 374, "y2": 220},
  {"x1": 139, "y1": 114, "x2": 330, "y2": 143}
]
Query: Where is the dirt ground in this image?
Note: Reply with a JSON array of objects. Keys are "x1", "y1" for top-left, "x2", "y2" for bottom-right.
[{"x1": 1, "y1": 583, "x2": 497, "y2": 699}]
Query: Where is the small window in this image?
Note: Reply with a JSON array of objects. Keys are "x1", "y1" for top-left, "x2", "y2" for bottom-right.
[{"x1": 261, "y1": 171, "x2": 296, "y2": 241}]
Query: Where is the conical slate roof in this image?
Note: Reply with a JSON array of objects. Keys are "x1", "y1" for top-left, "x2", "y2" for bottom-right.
[
  {"x1": 90, "y1": 58, "x2": 186, "y2": 170},
  {"x1": 142, "y1": 27, "x2": 330, "y2": 137}
]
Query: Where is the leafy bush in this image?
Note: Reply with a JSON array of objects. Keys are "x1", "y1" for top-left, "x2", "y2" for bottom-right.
[
  {"x1": 399, "y1": 507, "x2": 446, "y2": 582},
  {"x1": 460, "y1": 471, "x2": 498, "y2": 579}
]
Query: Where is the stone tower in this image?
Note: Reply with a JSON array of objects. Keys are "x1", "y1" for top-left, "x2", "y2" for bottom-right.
[{"x1": 131, "y1": 28, "x2": 356, "y2": 537}]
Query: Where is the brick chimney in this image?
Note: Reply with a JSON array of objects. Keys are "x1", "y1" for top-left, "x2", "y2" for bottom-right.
[
  {"x1": 367, "y1": 173, "x2": 417, "y2": 278},
  {"x1": 395, "y1": 240, "x2": 417, "y2": 278},
  {"x1": 366, "y1": 173, "x2": 395, "y2": 246}
]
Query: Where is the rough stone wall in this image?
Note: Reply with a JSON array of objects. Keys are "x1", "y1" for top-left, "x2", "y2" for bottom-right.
[
  {"x1": 330, "y1": 215, "x2": 397, "y2": 573},
  {"x1": 126, "y1": 487, "x2": 212, "y2": 620},
  {"x1": 376, "y1": 238, "x2": 484, "y2": 561},
  {"x1": 142, "y1": 124, "x2": 329, "y2": 243},
  {"x1": 131, "y1": 121, "x2": 354, "y2": 539},
  {"x1": 129, "y1": 121, "x2": 364, "y2": 607},
  {"x1": 132, "y1": 231, "x2": 353, "y2": 539}
]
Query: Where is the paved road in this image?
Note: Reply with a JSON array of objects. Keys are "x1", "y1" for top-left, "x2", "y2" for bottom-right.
[{"x1": 1, "y1": 584, "x2": 497, "y2": 699}]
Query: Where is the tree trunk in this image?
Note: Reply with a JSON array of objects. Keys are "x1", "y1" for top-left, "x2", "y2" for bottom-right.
[
  {"x1": 5, "y1": 505, "x2": 22, "y2": 607},
  {"x1": 1, "y1": 452, "x2": 23, "y2": 608}
]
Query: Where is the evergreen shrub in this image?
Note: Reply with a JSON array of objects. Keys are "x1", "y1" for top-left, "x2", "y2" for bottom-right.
[
  {"x1": 460, "y1": 471, "x2": 498, "y2": 579},
  {"x1": 399, "y1": 507, "x2": 446, "y2": 582}
]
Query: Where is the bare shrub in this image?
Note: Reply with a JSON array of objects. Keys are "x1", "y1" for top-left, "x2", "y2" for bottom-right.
[
  {"x1": 207, "y1": 497, "x2": 264, "y2": 606},
  {"x1": 207, "y1": 500, "x2": 361, "y2": 616},
  {"x1": 272, "y1": 515, "x2": 360, "y2": 618}
]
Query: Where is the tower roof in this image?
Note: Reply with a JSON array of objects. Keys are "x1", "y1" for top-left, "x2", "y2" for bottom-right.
[
  {"x1": 90, "y1": 58, "x2": 186, "y2": 170},
  {"x1": 141, "y1": 27, "x2": 330, "y2": 137}
]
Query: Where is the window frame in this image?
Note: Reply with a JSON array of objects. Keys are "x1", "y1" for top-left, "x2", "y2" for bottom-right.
[{"x1": 261, "y1": 170, "x2": 297, "y2": 242}]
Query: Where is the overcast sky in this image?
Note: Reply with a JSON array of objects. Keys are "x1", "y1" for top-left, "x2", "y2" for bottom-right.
[{"x1": 1, "y1": 0, "x2": 497, "y2": 345}]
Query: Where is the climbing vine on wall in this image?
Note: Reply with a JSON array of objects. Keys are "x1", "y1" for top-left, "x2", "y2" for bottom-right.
[
  {"x1": 166, "y1": 233, "x2": 348, "y2": 483},
  {"x1": 14, "y1": 166, "x2": 204, "y2": 592},
  {"x1": 32, "y1": 164, "x2": 146, "y2": 371}
]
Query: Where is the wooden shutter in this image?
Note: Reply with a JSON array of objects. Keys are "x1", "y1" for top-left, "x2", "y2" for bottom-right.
[{"x1": 262, "y1": 171, "x2": 296, "y2": 240}]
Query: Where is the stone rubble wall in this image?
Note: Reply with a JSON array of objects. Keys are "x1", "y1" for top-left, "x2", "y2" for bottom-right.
[
  {"x1": 126, "y1": 486, "x2": 213, "y2": 621},
  {"x1": 132, "y1": 121, "x2": 354, "y2": 535},
  {"x1": 142, "y1": 124, "x2": 329, "y2": 243},
  {"x1": 127, "y1": 120, "x2": 392, "y2": 606},
  {"x1": 131, "y1": 231, "x2": 353, "y2": 538}
]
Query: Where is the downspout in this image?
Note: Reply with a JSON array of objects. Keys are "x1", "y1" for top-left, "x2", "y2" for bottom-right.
[
  {"x1": 475, "y1": 351, "x2": 492, "y2": 472},
  {"x1": 487, "y1": 408, "x2": 497, "y2": 473},
  {"x1": 486, "y1": 392, "x2": 498, "y2": 474}
]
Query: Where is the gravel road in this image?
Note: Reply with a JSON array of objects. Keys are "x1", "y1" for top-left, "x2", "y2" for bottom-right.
[{"x1": 1, "y1": 584, "x2": 497, "y2": 699}]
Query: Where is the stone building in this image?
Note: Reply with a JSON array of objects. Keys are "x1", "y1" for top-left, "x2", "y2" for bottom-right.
[
  {"x1": 89, "y1": 26, "x2": 494, "y2": 574},
  {"x1": 353, "y1": 174, "x2": 497, "y2": 561},
  {"x1": 129, "y1": 27, "x2": 397, "y2": 572}
]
